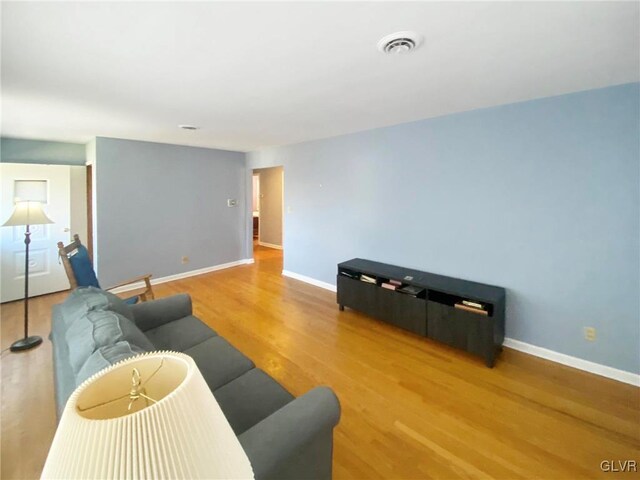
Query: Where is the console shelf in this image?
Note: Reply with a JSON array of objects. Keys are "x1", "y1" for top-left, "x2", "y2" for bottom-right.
[{"x1": 337, "y1": 258, "x2": 506, "y2": 367}]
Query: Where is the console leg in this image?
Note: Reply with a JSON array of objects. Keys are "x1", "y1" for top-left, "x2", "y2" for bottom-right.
[
  {"x1": 339, "y1": 305, "x2": 344, "y2": 311},
  {"x1": 485, "y1": 353, "x2": 495, "y2": 368}
]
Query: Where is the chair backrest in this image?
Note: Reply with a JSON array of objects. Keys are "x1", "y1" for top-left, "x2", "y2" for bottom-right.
[{"x1": 57, "y1": 234, "x2": 100, "y2": 289}]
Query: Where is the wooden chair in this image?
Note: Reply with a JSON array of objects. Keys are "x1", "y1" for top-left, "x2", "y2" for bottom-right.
[{"x1": 57, "y1": 234, "x2": 154, "y2": 303}]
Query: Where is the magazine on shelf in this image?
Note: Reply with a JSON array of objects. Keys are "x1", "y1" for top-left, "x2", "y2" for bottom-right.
[
  {"x1": 340, "y1": 271, "x2": 359, "y2": 279},
  {"x1": 396, "y1": 285, "x2": 424, "y2": 296}
]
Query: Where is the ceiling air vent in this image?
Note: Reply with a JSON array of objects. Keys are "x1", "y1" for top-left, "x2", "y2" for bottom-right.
[{"x1": 377, "y1": 31, "x2": 422, "y2": 54}]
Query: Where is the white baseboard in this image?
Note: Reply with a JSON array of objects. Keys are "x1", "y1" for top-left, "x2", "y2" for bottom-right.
[
  {"x1": 503, "y1": 338, "x2": 639, "y2": 387},
  {"x1": 280, "y1": 270, "x2": 639, "y2": 387},
  {"x1": 282, "y1": 270, "x2": 337, "y2": 292},
  {"x1": 110, "y1": 258, "x2": 255, "y2": 294},
  {"x1": 258, "y1": 241, "x2": 283, "y2": 250}
]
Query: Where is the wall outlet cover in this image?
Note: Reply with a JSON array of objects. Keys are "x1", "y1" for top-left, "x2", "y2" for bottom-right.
[{"x1": 584, "y1": 327, "x2": 596, "y2": 341}]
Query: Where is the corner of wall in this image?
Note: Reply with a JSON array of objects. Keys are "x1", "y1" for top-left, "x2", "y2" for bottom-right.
[
  {"x1": 86, "y1": 138, "x2": 98, "y2": 274},
  {"x1": 85, "y1": 138, "x2": 96, "y2": 166}
]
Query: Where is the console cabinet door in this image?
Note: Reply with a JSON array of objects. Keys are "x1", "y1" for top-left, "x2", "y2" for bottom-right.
[
  {"x1": 338, "y1": 276, "x2": 427, "y2": 335},
  {"x1": 427, "y1": 301, "x2": 496, "y2": 366},
  {"x1": 392, "y1": 294, "x2": 427, "y2": 336},
  {"x1": 337, "y1": 276, "x2": 379, "y2": 318}
]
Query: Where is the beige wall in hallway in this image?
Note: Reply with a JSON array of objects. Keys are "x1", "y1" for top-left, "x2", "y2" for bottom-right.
[{"x1": 255, "y1": 166, "x2": 283, "y2": 248}]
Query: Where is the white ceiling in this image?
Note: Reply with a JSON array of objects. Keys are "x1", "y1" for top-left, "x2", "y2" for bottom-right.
[{"x1": 2, "y1": 1, "x2": 638, "y2": 152}]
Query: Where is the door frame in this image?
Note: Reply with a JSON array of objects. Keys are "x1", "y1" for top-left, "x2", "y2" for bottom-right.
[{"x1": 86, "y1": 164, "x2": 93, "y2": 260}]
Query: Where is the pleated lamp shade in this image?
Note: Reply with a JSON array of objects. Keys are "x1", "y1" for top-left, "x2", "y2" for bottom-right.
[{"x1": 41, "y1": 352, "x2": 254, "y2": 480}]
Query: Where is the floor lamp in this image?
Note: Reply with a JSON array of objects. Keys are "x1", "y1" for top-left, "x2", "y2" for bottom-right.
[{"x1": 2, "y1": 201, "x2": 53, "y2": 352}]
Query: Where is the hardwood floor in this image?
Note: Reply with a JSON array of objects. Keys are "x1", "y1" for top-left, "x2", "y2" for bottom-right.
[{"x1": 1, "y1": 244, "x2": 638, "y2": 479}]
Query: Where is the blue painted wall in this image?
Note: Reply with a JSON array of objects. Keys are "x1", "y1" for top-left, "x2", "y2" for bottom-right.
[
  {"x1": 95, "y1": 137, "x2": 247, "y2": 287},
  {"x1": 248, "y1": 83, "x2": 640, "y2": 374},
  {"x1": 1, "y1": 137, "x2": 86, "y2": 165}
]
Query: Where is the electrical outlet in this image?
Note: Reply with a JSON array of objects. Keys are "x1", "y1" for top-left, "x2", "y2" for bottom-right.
[
  {"x1": 181, "y1": 256, "x2": 189, "y2": 264},
  {"x1": 227, "y1": 199, "x2": 237, "y2": 207},
  {"x1": 584, "y1": 327, "x2": 596, "y2": 341}
]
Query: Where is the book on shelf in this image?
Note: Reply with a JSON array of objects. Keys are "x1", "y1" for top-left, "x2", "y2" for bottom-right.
[
  {"x1": 462, "y1": 300, "x2": 484, "y2": 309},
  {"x1": 396, "y1": 285, "x2": 425, "y2": 296},
  {"x1": 381, "y1": 282, "x2": 397, "y2": 290},
  {"x1": 360, "y1": 274, "x2": 376, "y2": 284},
  {"x1": 455, "y1": 303, "x2": 488, "y2": 316},
  {"x1": 389, "y1": 279, "x2": 402, "y2": 286}
]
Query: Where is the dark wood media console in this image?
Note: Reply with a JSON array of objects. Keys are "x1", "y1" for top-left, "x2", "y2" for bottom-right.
[{"x1": 337, "y1": 258, "x2": 506, "y2": 367}]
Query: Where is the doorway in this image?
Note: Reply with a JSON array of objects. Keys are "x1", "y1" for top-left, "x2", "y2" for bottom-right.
[
  {"x1": 0, "y1": 163, "x2": 87, "y2": 302},
  {"x1": 252, "y1": 166, "x2": 284, "y2": 253}
]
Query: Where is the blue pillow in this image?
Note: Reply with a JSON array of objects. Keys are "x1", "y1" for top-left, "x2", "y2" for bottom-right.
[
  {"x1": 124, "y1": 296, "x2": 139, "y2": 305},
  {"x1": 68, "y1": 245, "x2": 100, "y2": 288}
]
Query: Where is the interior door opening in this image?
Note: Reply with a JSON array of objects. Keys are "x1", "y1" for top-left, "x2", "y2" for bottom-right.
[{"x1": 252, "y1": 166, "x2": 284, "y2": 256}]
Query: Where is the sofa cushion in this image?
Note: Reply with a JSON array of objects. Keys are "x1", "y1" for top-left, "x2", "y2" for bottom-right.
[
  {"x1": 59, "y1": 286, "x2": 135, "y2": 331},
  {"x1": 65, "y1": 310, "x2": 155, "y2": 374},
  {"x1": 145, "y1": 315, "x2": 217, "y2": 351},
  {"x1": 214, "y1": 368, "x2": 295, "y2": 435},
  {"x1": 76, "y1": 341, "x2": 146, "y2": 385},
  {"x1": 129, "y1": 294, "x2": 192, "y2": 332},
  {"x1": 185, "y1": 336, "x2": 254, "y2": 391}
]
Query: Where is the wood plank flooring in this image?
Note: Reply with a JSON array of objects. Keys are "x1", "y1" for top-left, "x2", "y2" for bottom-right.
[{"x1": 1, "y1": 244, "x2": 638, "y2": 479}]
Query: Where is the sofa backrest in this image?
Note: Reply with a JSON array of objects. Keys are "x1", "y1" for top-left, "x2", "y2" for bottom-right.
[{"x1": 52, "y1": 287, "x2": 154, "y2": 405}]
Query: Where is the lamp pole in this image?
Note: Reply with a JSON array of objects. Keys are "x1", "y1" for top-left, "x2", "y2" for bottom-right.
[
  {"x1": 23, "y1": 225, "x2": 32, "y2": 338},
  {"x1": 10, "y1": 222, "x2": 43, "y2": 352}
]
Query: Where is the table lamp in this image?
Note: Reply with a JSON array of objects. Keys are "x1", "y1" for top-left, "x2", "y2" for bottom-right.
[
  {"x1": 2, "y1": 200, "x2": 53, "y2": 351},
  {"x1": 41, "y1": 351, "x2": 254, "y2": 479}
]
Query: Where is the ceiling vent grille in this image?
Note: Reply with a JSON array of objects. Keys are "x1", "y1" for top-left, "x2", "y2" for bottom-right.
[{"x1": 377, "y1": 31, "x2": 422, "y2": 54}]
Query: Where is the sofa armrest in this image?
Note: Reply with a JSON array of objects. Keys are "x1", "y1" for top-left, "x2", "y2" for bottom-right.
[
  {"x1": 130, "y1": 294, "x2": 192, "y2": 331},
  {"x1": 239, "y1": 386, "x2": 341, "y2": 480}
]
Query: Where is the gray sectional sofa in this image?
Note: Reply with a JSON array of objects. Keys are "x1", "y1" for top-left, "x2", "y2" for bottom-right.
[{"x1": 50, "y1": 287, "x2": 341, "y2": 480}]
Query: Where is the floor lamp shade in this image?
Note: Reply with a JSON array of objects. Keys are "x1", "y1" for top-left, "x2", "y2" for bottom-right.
[
  {"x1": 2, "y1": 200, "x2": 53, "y2": 227},
  {"x1": 42, "y1": 352, "x2": 254, "y2": 480}
]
